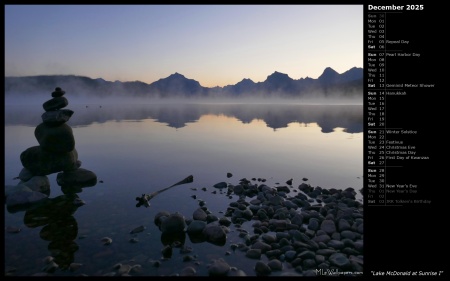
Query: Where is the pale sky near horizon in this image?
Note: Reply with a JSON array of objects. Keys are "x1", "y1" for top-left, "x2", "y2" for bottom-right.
[{"x1": 5, "y1": 4, "x2": 363, "y2": 88}]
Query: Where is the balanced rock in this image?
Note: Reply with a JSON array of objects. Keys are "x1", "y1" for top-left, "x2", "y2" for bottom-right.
[
  {"x1": 34, "y1": 123, "x2": 75, "y2": 153},
  {"x1": 20, "y1": 146, "x2": 79, "y2": 176},
  {"x1": 43, "y1": 96, "x2": 68, "y2": 111},
  {"x1": 41, "y1": 109, "x2": 74, "y2": 126},
  {"x1": 56, "y1": 168, "x2": 97, "y2": 187},
  {"x1": 51, "y1": 87, "x2": 65, "y2": 97},
  {"x1": 7, "y1": 86, "x2": 97, "y2": 213}
]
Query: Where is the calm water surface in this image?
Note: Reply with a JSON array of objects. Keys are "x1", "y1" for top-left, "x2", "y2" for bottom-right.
[{"x1": 4, "y1": 100, "x2": 363, "y2": 276}]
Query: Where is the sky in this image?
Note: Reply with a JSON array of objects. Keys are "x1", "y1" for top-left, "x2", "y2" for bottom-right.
[{"x1": 4, "y1": 5, "x2": 363, "y2": 88}]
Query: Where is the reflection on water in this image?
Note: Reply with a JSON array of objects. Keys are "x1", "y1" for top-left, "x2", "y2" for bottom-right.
[
  {"x1": 5, "y1": 102, "x2": 363, "y2": 133},
  {"x1": 24, "y1": 194, "x2": 84, "y2": 271},
  {"x1": 4, "y1": 100, "x2": 363, "y2": 276}
]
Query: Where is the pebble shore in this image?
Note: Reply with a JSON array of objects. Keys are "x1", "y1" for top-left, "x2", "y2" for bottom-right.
[{"x1": 6, "y1": 175, "x2": 363, "y2": 277}]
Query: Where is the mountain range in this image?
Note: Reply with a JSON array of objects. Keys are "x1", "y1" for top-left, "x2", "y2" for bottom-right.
[{"x1": 5, "y1": 66, "x2": 363, "y2": 99}]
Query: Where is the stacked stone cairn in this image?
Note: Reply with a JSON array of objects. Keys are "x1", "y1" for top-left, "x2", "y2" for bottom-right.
[{"x1": 5, "y1": 87, "x2": 97, "y2": 212}]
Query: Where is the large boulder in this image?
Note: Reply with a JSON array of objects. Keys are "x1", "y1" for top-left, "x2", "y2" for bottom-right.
[
  {"x1": 34, "y1": 123, "x2": 75, "y2": 153},
  {"x1": 20, "y1": 146, "x2": 78, "y2": 175},
  {"x1": 160, "y1": 212, "x2": 186, "y2": 235},
  {"x1": 20, "y1": 175, "x2": 50, "y2": 194},
  {"x1": 5, "y1": 184, "x2": 49, "y2": 213},
  {"x1": 202, "y1": 223, "x2": 227, "y2": 246},
  {"x1": 56, "y1": 168, "x2": 97, "y2": 187},
  {"x1": 186, "y1": 220, "x2": 207, "y2": 235},
  {"x1": 193, "y1": 207, "x2": 208, "y2": 221}
]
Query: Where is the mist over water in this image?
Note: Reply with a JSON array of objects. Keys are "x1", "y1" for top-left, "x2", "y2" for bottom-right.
[
  {"x1": 5, "y1": 69, "x2": 363, "y2": 105},
  {"x1": 5, "y1": 91, "x2": 363, "y2": 105}
]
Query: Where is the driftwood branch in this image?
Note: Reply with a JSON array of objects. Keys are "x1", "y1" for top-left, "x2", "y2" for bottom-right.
[{"x1": 135, "y1": 175, "x2": 194, "y2": 208}]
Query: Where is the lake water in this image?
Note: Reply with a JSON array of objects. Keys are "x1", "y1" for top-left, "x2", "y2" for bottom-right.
[{"x1": 4, "y1": 99, "x2": 363, "y2": 276}]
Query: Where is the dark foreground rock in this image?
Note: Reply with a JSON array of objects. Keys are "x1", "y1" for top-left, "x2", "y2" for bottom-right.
[
  {"x1": 150, "y1": 177, "x2": 363, "y2": 276},
  {"x1": 5, "y1": 87, "x2": 97, "y2": 211},
  {"x1": 5, "y1": 172, "x2": 363, "y2": 276}
]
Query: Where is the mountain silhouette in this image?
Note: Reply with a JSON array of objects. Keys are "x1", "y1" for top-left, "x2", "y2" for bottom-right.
[
  {"x1": 149, "y1": 72, "x2": 207, "y2": 97},
  {"x1": 5, "y1": 67, "x2": 363, "y2": 99},
  {"x1": 318, "y1": 67, "x2": 340, "y2": 85}
]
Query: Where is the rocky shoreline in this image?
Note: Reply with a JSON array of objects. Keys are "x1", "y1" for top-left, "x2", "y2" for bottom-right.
[
  {"x1": 148, "y1": 176, "x2": 364, "y2": 276},
  {"x1": 6, "y1": 174, "x2": 363, "y2": 277}
]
